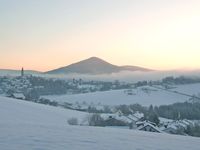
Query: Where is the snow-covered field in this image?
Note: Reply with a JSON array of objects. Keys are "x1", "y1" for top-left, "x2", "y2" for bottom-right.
[
  {"x1": 44, "y1": 83, "x2": 200, "y2": 106},
  {"x1": 0, "y1": 96, "x2": 200, "y2": 150},
  {"x1": 173, "y1": 83, "x2": 200, "y2": 96},
  {"x1": 0, "y1": 96, "x2": 86, "y2": 125}
]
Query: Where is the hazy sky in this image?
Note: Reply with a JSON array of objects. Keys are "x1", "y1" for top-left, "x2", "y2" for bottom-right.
[{"x1": 1, "y1": 0, "x2": 200, "y2": 71}]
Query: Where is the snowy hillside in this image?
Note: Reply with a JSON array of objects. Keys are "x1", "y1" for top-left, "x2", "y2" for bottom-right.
[
  {"x1": 0, "y1": 96, "x2": 200, "y2": 150},
  {"x1": 0, "y1": 96, "x2": 86, "y2": 125},
  {"x1": 173, "y1": 83, "x2": 200, "y2": 96},
  {"x1": 43, "y1": 83, "x2": 200, "y2": 106}
]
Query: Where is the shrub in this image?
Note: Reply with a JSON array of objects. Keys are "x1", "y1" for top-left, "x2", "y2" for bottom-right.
[
  {"x1": 88, "y1": 114, "x2": 105, "y2": 126},
  {"x1": 67, "y1": 117, "x2": 78, "y2": 125}
]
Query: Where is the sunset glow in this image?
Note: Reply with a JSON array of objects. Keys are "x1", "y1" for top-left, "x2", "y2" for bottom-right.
[{"x1": 1, "y1": 0, "x2": 200, "y2": 71}]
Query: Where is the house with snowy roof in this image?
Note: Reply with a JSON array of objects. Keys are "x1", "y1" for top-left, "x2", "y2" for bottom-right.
[
  {"x1": 161, "y1": 124, "x2": 178, "y2": 134},
  {"x1": 160, "y1": 119, "x2": 195, "y2": 134},
  {"x1": 13, "y1": 93, "x2": 25, "y2": 100},
  {"x1": 137, "y1": 122, "x2": 162, "y2": 133},
  {"x1": 136, "y1": 120, "x2": 156, "y2": 128}
]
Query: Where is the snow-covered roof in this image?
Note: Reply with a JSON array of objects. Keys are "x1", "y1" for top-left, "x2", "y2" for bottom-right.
[
  {"x1": 101, "y1": 113, "x2": 132, "y2": 123},
  {"x1": 13, "y1": 93, "x2": 25, "y2": 99},
  {"x1": 161, "y1": 119, "x2": 195, "y2": 132},
  {"x1": 164, "y1": 124, "x2": 178, "y2": 131},
  {"x1": 136, "y1": 120, "x2": 156, "y2": 126},
  {"x1": 138, "y1": 122, "x2": 163, "y2": 133},
  {"x1": 127, "y1": 114, "x2": 139, "y2": 122},
  {"x1": 133, "y1": 112, "x2": 144, "y2": 119}
]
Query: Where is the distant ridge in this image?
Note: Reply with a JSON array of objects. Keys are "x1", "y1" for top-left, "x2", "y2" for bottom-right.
[
  {"x1": 46, "y1": 57, "x2": 153, "y2": 75},
  {"x1": 0, "y1": 69, "x2": 41, "y2": 75}
]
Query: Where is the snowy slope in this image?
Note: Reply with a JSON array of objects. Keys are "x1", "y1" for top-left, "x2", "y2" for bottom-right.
[
  {"x1": 173, "y1": 83, "x2": 200, "y2": 96},
  {"x1": 44, "y1": 83, "x2": 200, "y2": 106},
  {"x1": 0, "y1": 96, "x2": 200, "y2": 150},
  {"x1": 44, "y1": 87, "x2": 189, "y2": 106},
  {"x1": 0, "y1": 96, "x2": 86, "y2": 125}
]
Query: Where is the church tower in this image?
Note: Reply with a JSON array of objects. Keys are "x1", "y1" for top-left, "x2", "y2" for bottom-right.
[{"x1": 21, "y1": 67, "x2": 24, "y2": 77}]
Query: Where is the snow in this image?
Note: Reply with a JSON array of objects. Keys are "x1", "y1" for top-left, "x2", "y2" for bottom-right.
[
  {"x1": 0, "y1": 96, "x2": 200, "y2": 150},
  {"x1": 0, "y1": 96, "x2": 86, "y2": 125},
  {"x1": 13, "y1": 93, "x2": 25, "y2": 99},
  {"x1": 44, "y1": 86, "x2": 189, "y2": 106},
  {"x1": 43, "y1": 83, "x2": 200, "y2": 107},
  {"x1": 101, "y1": 113, "x2": 132, "y2": 124},
  {"x1": 2, "y1": 124, "x2": 200, "y2": 150},
  {"x1": 137, "y1": 122, "x2": 163, "y2": 133},
  {"x1": 173, "y1": 83, "x2": 200, "y2": 96},
  {"x1": 100, "y1": 112, "x2": 143, "y2": 124},
  {"x1": 159, "y1": 117, "x2": 173, "y2": 123}
]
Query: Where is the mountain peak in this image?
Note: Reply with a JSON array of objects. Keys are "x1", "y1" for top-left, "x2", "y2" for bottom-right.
[
  {"x1": 84, "y1": 57, "x2": 107, "y2": 63},
  {"x1": 46, "y1": 57, "x2": 152, "y2": 75},
  {"x1": 88, "y1": 56, "x2": 100, "y2": 60},
  {"x1": 79, "y1": 57, "x2": 112, "y2": 65}
]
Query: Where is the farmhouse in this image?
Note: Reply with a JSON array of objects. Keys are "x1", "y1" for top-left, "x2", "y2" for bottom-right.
[{"x1": 138, "y1": 122, "x2": 162, "y2": 133}]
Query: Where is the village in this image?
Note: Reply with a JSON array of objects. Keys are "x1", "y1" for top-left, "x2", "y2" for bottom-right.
[
  {"x1": 1, "y1": 70, "x2": 200, "y2": 137},
  {"x1": 66, "y1": 108, "x2": 198, "y2": 136}
]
